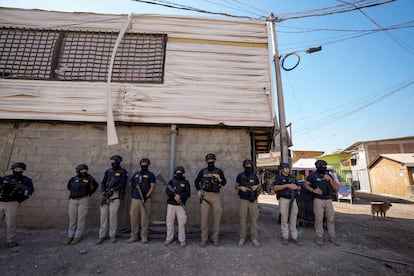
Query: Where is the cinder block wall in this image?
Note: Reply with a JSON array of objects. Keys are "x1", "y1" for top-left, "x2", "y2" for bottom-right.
[{"x1": 0, "y1": 121, "x2": 251, "y2": 229}]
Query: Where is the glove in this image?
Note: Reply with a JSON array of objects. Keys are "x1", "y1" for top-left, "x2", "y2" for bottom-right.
[{"x1": 104, "y1": 190, "x2": 114, "y2": 198}]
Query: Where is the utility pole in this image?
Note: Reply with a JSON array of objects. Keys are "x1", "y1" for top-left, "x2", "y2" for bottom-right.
[{"x1": 268, "y1": 13, "x2": 289, "y2": 163}]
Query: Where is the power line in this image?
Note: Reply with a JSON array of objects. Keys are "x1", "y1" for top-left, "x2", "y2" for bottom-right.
[
  {"x1": 337, "y1": 0, "x2": 414, "y2": 55},
  {"x1": 292, "y1": 77, "x2": 414, "y2": 136}
]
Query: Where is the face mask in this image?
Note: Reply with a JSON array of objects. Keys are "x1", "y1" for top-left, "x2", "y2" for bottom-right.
[
  {"x1": 13, "y1": 171, "x2": 23, "y2": 177},
  {"x1": 175, "y1": 173, "x2": 184, "y2": 179},
  {"x1": 78, "y1": 171, "x2": 88, "y2": 177},
  {"x1": 244, "y1": 167, "x2": 253, "y2": 174},
  {"x1": 112, "y1": 163, "x2": 120, "y2": 170},
  {"x1": 207, "y1": 161, "x2": 215, "y2": 169},
  {"x1": 317, "y1": 167, "x2": 326, "y2": 174},
  {"x1": 141, "y1": 165, "x2": 149, "y2": 171}
]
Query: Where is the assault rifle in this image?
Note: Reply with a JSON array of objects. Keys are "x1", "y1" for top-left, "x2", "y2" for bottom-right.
[
  {"x1": 101, "y1": 178, "x2": 116, "y2": 206},
  {"x1": 133, "y1": 180, "x2": 148, "y2": 217},
  {"x1": 157, "y1": 173, "x2": 187, "y2": 210}
]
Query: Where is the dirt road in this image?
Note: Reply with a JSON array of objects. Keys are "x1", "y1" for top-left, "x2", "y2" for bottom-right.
[{"x1": 1, "y1": 192, "x2": 413, "y2": 275}]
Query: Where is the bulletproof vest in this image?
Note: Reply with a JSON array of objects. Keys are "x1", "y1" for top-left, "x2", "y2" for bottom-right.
[
  {"x1": 276, "y1": 174, "x2": 297, "y2": 199},
  {"x1": 238, "y1": 173, "x2": 258, "y2": 201},
  {"x1": 0, "y1": 176, "x2": 29, "y2": 202},
  {"x1": 69, "y1": 176, "x2": 92, "y2": 199},
  {"x1": 107, "y1": 168, "x2": 124, "y2": 186},
  {"x1": 132, "y1": 171, "x2": 151, "y2": 194},
  {"x1": 201, "y1": 168, "x2": 221, "y2": 192},
  {"x1": 311, "y1": 173, "x2": 333, "y2": 198}
]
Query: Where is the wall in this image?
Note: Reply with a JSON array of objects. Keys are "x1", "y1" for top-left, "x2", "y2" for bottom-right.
[
  {"x1": 0, "y1": 121, "x2": 250, "y2": 229},
  {"x1": 369, "y1": 158, "x2": 411, "y2": 197}
]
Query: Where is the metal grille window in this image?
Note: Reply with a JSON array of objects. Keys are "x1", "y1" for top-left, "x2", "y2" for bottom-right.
[{"x1": 0, "y1": 27, "x2": 167, "y2": 83}]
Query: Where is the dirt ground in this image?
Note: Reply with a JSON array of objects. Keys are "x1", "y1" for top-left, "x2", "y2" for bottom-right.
[{"x1": 1, "y1": 191, "x2": 413, "y2": 276}]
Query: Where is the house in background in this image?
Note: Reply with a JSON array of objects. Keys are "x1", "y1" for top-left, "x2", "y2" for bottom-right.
[
  {"x1": 344, "y1": 136, "x2": 414, "y2": 193},
  {"x1": 0, "y1": 8, "x2": 278, "y2": 227},
  {"x1": 368, "y1": 154, "x2": 414, "y2": 198},
  {"x1": 318, "y1": 151, "x2": 352, "y2": 183}
]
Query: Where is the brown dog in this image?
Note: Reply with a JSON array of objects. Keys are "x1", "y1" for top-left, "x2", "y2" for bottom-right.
[{"x1": 370, "y1": 201, "x2": 392, "y2": 218}]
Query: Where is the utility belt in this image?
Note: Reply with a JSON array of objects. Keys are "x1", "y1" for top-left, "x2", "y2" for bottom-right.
[
  {"x1": 70, "y1": 196, "x2": 88, "y2": 200},
  {"x1": 101, "y1": 197, "x2": 119, "y2": 206}
]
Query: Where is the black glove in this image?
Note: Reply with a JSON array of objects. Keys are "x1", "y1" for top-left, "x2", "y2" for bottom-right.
[{"x1": 104, "y1": 190, "x2": 114, "y2": 198}]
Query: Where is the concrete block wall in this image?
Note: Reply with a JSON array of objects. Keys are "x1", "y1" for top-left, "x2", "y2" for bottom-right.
[{"x1": 0, "y1": 121, "x2": 251, "y2": 229}]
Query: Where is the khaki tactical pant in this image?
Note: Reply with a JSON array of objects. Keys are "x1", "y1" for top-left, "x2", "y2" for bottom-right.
[
  {"x1": 68, "y1": 197, "x2": 89, "y2": 239},
  {"x1": 165, "y1": 204, "x2": 187, "y2": 242},
  {"x1": 0, "y1": 201, "x2": 19, "y2": 243},
  {"x1": 130, "y1": 197, "x2": 151, "y2": 241},
  {"x1": 279, "y1": 197, "x2": 298, "y2": 239},
  {"x1": 239, "y1": 199, "x2": 259, "y2": 240},
  {"x1": 200, "y1": 192, "x2": 222, "y2": 243},
  {"x1": 98, "y1": 191, "x2": 120, "y2": 238},
  {"x1": 313, "y1": 198, "x2": 336, "y2": 238}
]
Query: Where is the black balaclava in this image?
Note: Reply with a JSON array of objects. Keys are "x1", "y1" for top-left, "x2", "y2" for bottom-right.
[
  {"x1": 244, "y1": 166, "x2": 253, "y2": 175},
  {"x1": 207, "y1": 161, "x2": 215, "y2": 171},
  {"x1": 12, "y1": 170, "x2": 23, "y2": 178},
  {"x1": 175, "y1": 172, "x2": 184, "y2": 180},
  {"x1": 141, "y1": 164, "x2": 149, "y2": 172},
  {"x1": 317, "y1": 166, "x2": 327, "y2": 175},
  {"x1": 112, "y1": 162, "x2": 120, "y2": 170}
]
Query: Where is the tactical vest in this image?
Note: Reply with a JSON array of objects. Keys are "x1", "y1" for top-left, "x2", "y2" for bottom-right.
[
  {"x1": 167, "y1": 179, "x2": 189, "y2": 205},
  {"x1": 201, "y1": 168, "x2": 221, "y2": 193},
  {"x1": 238, "y1": 173, "x2": 258, "y2": 202},
  {"x1": 132, "y1": 171, "x2": 152, "y2": 195},
  {"x1": 276, "y1": 174, "x2": 297, "y2": 199},
  {"x1": 0, "y1": 176, "x2": 29, "y2": 202},
  {"x1": 69, "y1": 176, "x2": 92, "y2": 199},
  {"x1": 310, "y1": 173, "x2": 333, "y2": 199}
]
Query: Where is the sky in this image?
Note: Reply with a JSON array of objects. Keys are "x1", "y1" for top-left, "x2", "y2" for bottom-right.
[{"x1": 1, "y1": 0, "x2": 413, "y2": 154}]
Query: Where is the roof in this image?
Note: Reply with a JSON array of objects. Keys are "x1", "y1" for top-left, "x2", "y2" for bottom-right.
[
  {"x1": 369, "y1": 153, "x2": 414, "y2": 168},
  {"x1": 292, "y1": 158, "x2": 333, "y2": 171},
  {"x1": 344, "y1": 136, "x2": 414, "y2": 151}
]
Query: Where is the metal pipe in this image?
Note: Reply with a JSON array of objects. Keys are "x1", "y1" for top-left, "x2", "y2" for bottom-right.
[
  {"x1": 169, "y1": 124, "x2": 177, "y2": 179},
  {"x1": 268, "y1": 13, "x2": 289, "y2": 163}
]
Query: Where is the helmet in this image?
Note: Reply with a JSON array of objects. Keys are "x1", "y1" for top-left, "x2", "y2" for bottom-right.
[
  {"x1": 76, "y1": 164, "x2": 89, "y2": 173},
  {"x1": 174, "y1": 166, "x2": 185, "y2": 174},
  {"x1": 242, "y1": 159, "x2": 253, "y2": 167},
  {"x1": 11, "y1": 162, "x2": 26, "y2": 170},
  {"x1": 205, "y1": 153, "x2": 216, "y2": 161},
  {"x1": 140, "y1": 158, "x2": 151, "y2": 165},
  {"x1": 110, "y1": 155, "x2": 123, "y2": 163},
  {"x1": 280, "y1": 162, "x2": 290, "y2": 169},
  {"x1": 315, "y1": 160, "x2": 327, "y2": 168}
]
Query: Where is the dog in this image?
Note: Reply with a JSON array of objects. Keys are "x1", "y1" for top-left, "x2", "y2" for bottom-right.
[{"x1": 370, "y1": 201, "x2": 392, "y2": 218}]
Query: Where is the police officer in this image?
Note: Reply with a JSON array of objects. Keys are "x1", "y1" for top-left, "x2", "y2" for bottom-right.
[
  {"x1": 195, "y1": 153, "x2": 226, "y2": 247},
  {"x1": 65, "y1": 164, "x2": 98, "y2": 245},
  {"x1": 235, "y1": 159, "x2": 260, "y2": 247},
  {"x1": 164, "y1": 166, "x2": 191, "y2": 247},
  {"x1": 96, "y1": 155, "x2": 128, "y2": 244},
  {"x1": 304, "y1": 160, "x2": 339, "y2": 246},
  {"x1": 127, "y1": 158, "x2": 156, "y2": 244},
  {"x1": 0, "y1": 162, "x2": 34, "y2": 248},
  {"x1": 274, "y1": 162, "x2": 302, "y2": 246}
]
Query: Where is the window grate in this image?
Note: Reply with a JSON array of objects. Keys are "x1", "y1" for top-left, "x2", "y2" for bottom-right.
[{"x1": 0, "y1": 27, "x2": 167, "y2": 83}]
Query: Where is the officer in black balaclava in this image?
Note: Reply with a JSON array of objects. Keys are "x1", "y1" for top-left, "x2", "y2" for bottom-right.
[
  {"x1": 127, "y1": 158, "x2": 156, "y2": 244},
  {"x1": 194, "y1": 153, "x2": 227, "y2": 247},
  {"x1": 65, "y1": 164, "x2": 98, "y2": 245},
  {"x1": 0, "y1": 162, "x2": 34, "y2": 248},
  {"x1": 304, "y1": 159, "x2": 339, "y2": 246},
  {"x1": 235, "y1": 159, "x2": 260, "y2": 247},
  {"x1": 96, "y1": 155, "x2": 128, "y2": 245}
]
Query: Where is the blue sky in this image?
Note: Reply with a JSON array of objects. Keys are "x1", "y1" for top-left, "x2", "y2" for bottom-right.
[{"x1": 1, "y1": 0, "x2": 413, "y2": 154}]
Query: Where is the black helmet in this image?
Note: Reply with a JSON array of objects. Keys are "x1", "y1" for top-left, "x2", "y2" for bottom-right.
[
  {"x1": 11, "y1": 162, "x2": 26, "y2": 170},
  {"x1": 76, "y1": 164, "x2": 89, "y2": 173},
  {"x1": 242, "y1": 159, "x2": 253, "y2": 167},
  {"x1": 174, "y1": 166, "x2": 185, "y2": 174},
  {"x1": 205, "y1": 153, "x2": 216, "y2": 161},
  {"x1": 140, "y1": 158, "x2": 151, "y2": 165},
  {"x1": 280, "y1": 162, "x2": 290, "y2": 169},
  {"x1": 315, "y1": 160, "x2": 327, "y2": 168},
  {"x1": 110, "y1": 155, "x2": 123, "y2": 163}
]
